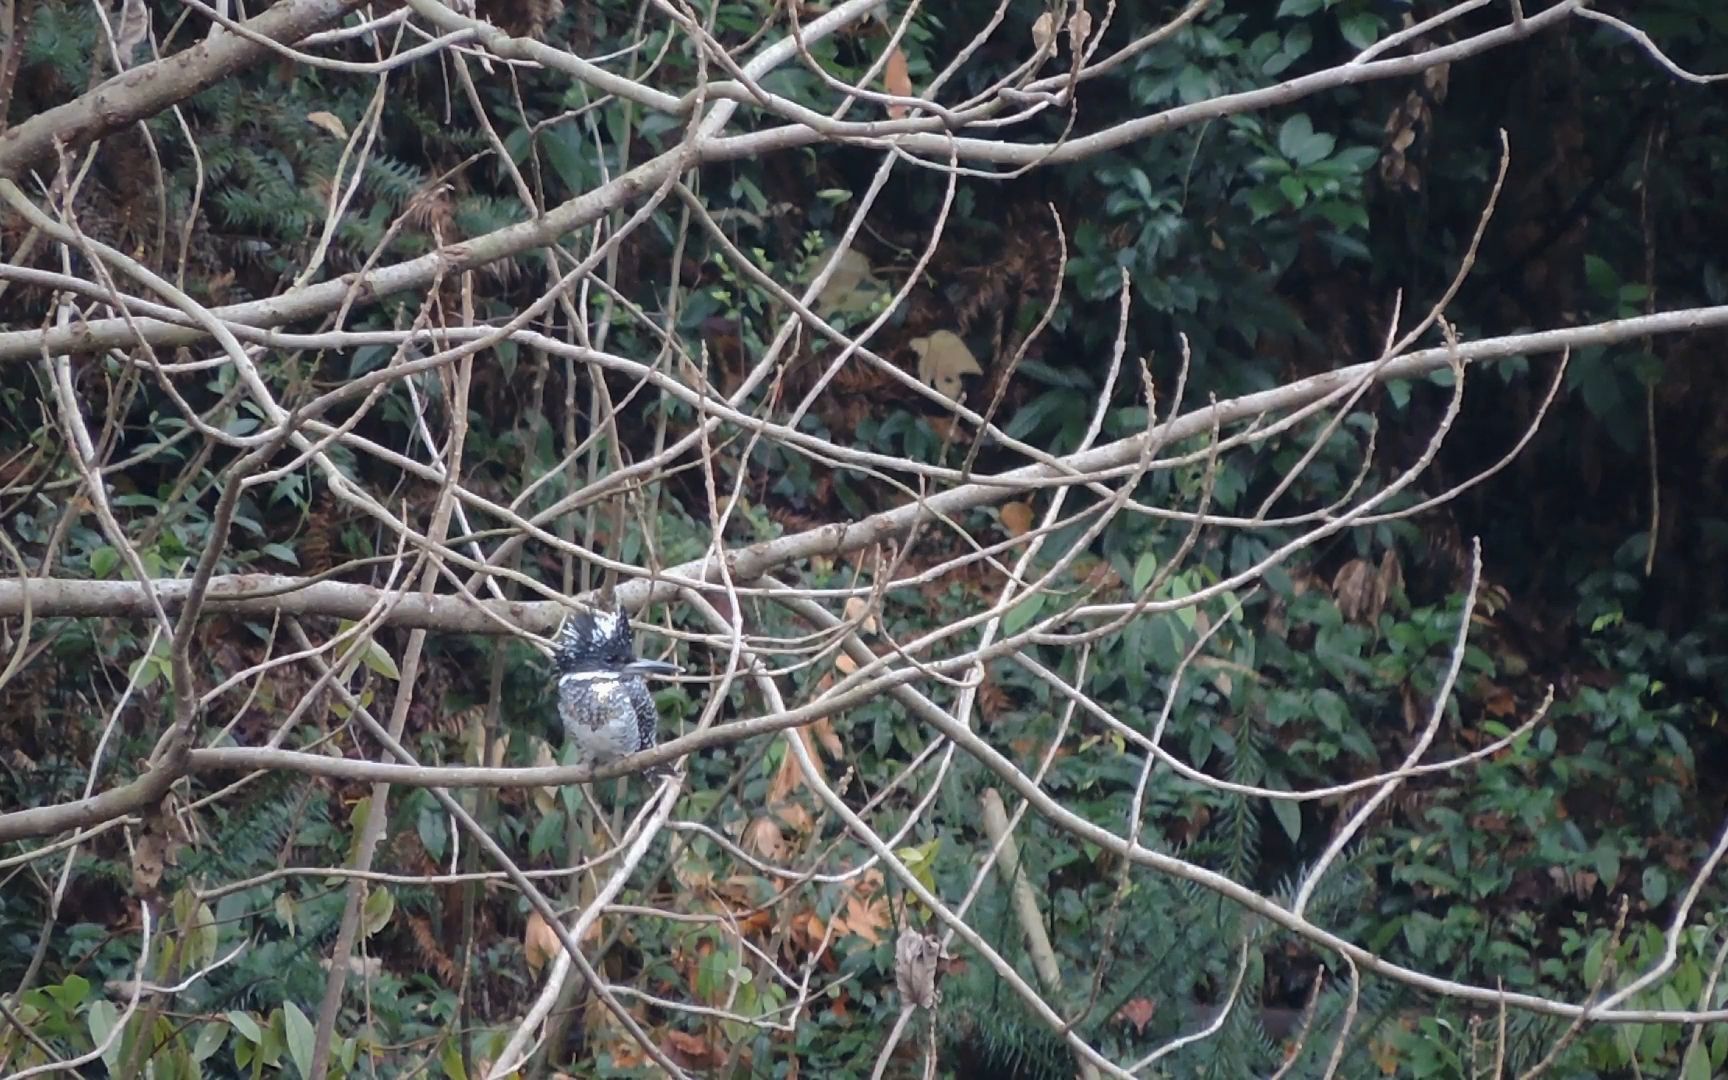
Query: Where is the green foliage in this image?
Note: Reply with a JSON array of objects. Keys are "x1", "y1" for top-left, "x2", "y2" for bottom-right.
[{"x1": 5, "y1": 0, "x2": 1728, "y2": 1075}]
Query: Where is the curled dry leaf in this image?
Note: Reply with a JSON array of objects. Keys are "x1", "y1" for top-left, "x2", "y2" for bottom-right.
[
  {"x1": 745, "y1": 816, "x2": 789, "y2": 862},
  {"x1": 769, "y1": 728, "x2": 827, "y2": 803},
  {"x1": 1332, "y1": 558, "x2": 1375, "y2": 623},
  {"x1": 812, "y1": 715, "x2": 845, "y2": 759},
  {"x1": 894, "y1": 928, "x2": 945, "y2": 1009},
  {"x1": 884, "y1": 46, "x2": 912, "y2": 118},
  {"x1": 131, "y1": 804, "x2": 180, "y2": 900},
  {"x1": 523, "y1": 911, "x2": 559, "y2": 975},
  {"x1": 842, "y1": 594, "x2": 879, "y2": 634},
  {"x1": 1068, "y1": 6, "x2": 1094, "y2": 51},
  {"x1": 306, "y1": 111, "x2": 348, "y2": 140},
  {"x1": 774, "y1": 799, "x2": 815, "y2": 835},
  {"x1": 1031, "y1": 11, "x2": 1056, "y2": 53},
  {"x1": 911, "y1": 330, "x2": 983, "y2": 401}
]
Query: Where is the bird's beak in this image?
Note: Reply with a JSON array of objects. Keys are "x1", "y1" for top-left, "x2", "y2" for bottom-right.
[{"x1": 623, "y1": 658, "x2": 682, "y2": 678}]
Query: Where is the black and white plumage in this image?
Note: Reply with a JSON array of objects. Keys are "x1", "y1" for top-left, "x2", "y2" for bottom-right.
[{"x1": 552, "y1": 608, "x2": 679, "y2": 771}]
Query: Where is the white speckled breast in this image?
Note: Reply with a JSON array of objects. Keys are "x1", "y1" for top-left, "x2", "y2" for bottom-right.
[{"x1": 558, "y1": 672, "x2": 643, "y2": 765}]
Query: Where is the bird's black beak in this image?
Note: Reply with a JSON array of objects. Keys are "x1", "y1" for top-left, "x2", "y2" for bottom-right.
[{"x1": 623, "y1": 658, "x2": 682, "y2": 678}]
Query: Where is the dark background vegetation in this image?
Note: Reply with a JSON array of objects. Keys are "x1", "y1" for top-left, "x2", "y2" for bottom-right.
[{"x1": 3, "y1": 0, "x2": 1727, "y2": 1076}]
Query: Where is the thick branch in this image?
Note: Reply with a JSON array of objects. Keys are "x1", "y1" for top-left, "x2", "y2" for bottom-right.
[
  {"x1": 0, "y1": 574, "x2": 566, "y2": 633},
  {"x1": 4, "y1": 306, "x2": 1726, "y2": 628},
  {"x1": 0, "y1": 758, "x2": 179, "y2": 844},
  {"x1": 0, "y1": 0, "x2": 368, "y2": 179}
]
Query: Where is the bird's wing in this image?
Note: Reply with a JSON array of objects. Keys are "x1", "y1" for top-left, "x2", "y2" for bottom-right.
[{"x1": 626, "y1": 679, "x2": 660, "y2": 753}]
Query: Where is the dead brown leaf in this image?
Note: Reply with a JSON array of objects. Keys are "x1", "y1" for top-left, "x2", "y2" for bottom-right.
[
  {"x1": 1333, "y1": 558, "x2": 1375, "y2": 623},
  {"x1": 1000, "y1": 501, "x2": 1034, "y2": 537},
  {"x1": 1068, "y1": 7, "x2": 1094, "y2": 50},
  {"x1": 812, "y1": 716, "x2": 845, "y2": 759},
  {"x1": 833, "y1": 894, "x2": 889, "y2": 945},
  {"x1": 774, "y1": 800, "x2": 815, "y2": 835},
  {"x1": 1482, "y1": 685, "x2": 1517, "y2": 718},
  {"x1": 1115, "y1": 996, "x2": 1156, "y2": 1034},
  {"x1": 884, "y1": 47, "x2": 911, "y2": 118},
  {"x1": 843, "y1": 595, "x2": 879, "y2": 634},
  {"x1": 1031, "y1": 11, "x2": 1056, "y2": 53},
  {"x1": 524, "y1": 911, "x2": 559, "y2": 975},
  {"x1": 131, "y1": 804, "x2": 180, "y2": 900},
  {"x1": 768, "y1": 728, "x2": 827, "y2": 802},
  {"x1": 664, "y1": 1029, "x2": 724, "y2": 1069},
  {"x1": 894, "y1": 928, "x2": 945, "y2": 1009},
  {"x1": 745, "y1": 816, "x2": 789, "y2": 862}
]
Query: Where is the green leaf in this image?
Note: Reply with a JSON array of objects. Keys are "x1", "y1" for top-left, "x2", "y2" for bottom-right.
[
  {"x1": 1277, "y1": 0, "x2": 1323, "y2": 16},
  {"x1": 46, "y1": 974, "x2": 89, "y2": 1012},
  {"x1": 528, "y1": 809, "x2": 565, "y2": 859},
  {"x1": 1585, "y1": 254, "x2": 1619, "y2": 296},
  {"x1": 362, "y1": 886, "x2": 395, "y2": 938},
  {"x1": 87, "y1": 1000, "x2": 120, "y2": 1071},
  {"x1": 540, "y1": 125, "x2": 587, "y2": 195},
  {"x1": 362, "y1": 639, "x2": 401, "y2": 682},
  {"x1": 1132, "y1": 552, "x2": 1158, "y2": 594},
  {"x1": 227, "y1": 1010, "x2": 262, "y2": 1044},
  {"x1": 1277, "y1": 114, "x2": 1315, "y2": 159},
  {"x1": 193, "y1": 1020, "x2": 229, "y2": 1062},
  {"x1": 1176, "y1": 64, "x2": 1213, "y2": 105},
  {"x1": 418, "y1": 808, "x2": 450, "y2": 864},
  {"x1": 440, "y1": 1037, "x2": 469, "y2": 1080},
  {"x1": 90, "y1": 546, "x2": 120, "y2": 578},
  {"x1": 1001, "y1": 592, "x2": 1046, "y2": 637},
  {"x1": 896, "y1": 837, "x2": 942, "y2": 892},
  {"x1": 1582, "y1": 935, "x2": 1607, "y2": 986},
  {"x1": 1245, "y1": 186, "x2": 1282, "y2": 221},
  {"x1": 195, "y1": 901, "x2": 219, "y2": 967},
  {"x1": 1683, "y1": 1043, "x2": 1713, "y2": 1080},
  {"x1": 1338, "y1": 12, "x2": 1381, "y2": 50},
  {"x1": 1642, "y1": 866, "x2": 1668, "y2": 906},
  {"x1": 1271, "y1": 797, "x2": 1302, "y2": 843},
  {"x1": 283, "y1": 1000, "x2": 315, "y2": 1080}
]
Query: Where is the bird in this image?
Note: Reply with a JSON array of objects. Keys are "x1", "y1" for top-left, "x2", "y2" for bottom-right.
[{"x1": 551, "y1": 607, "x2": 680, "y2": 774}]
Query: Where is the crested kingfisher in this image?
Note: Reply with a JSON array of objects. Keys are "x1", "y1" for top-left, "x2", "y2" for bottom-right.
[{"x1": 552, "y1": 607, "x2": 680, "y2": 771}]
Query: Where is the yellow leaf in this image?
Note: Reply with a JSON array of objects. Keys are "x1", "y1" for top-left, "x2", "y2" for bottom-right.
[
  {"x1": 813, "y1": 249, "x2": 882, "y2": 317},
  {"x1": 911, "y1": 330, "x2": 983, "y2": 401},
  {"x1": 306, "y1": 111, "x2": 348, "y2": 139},
  {"x1": 842, "y1": 595, "x2": 879, "y2": 634}
]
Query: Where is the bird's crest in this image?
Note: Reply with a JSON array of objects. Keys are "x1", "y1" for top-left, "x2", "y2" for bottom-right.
[{"x1": 551, "y1": 607, "x2": 634, "y2": 672}]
